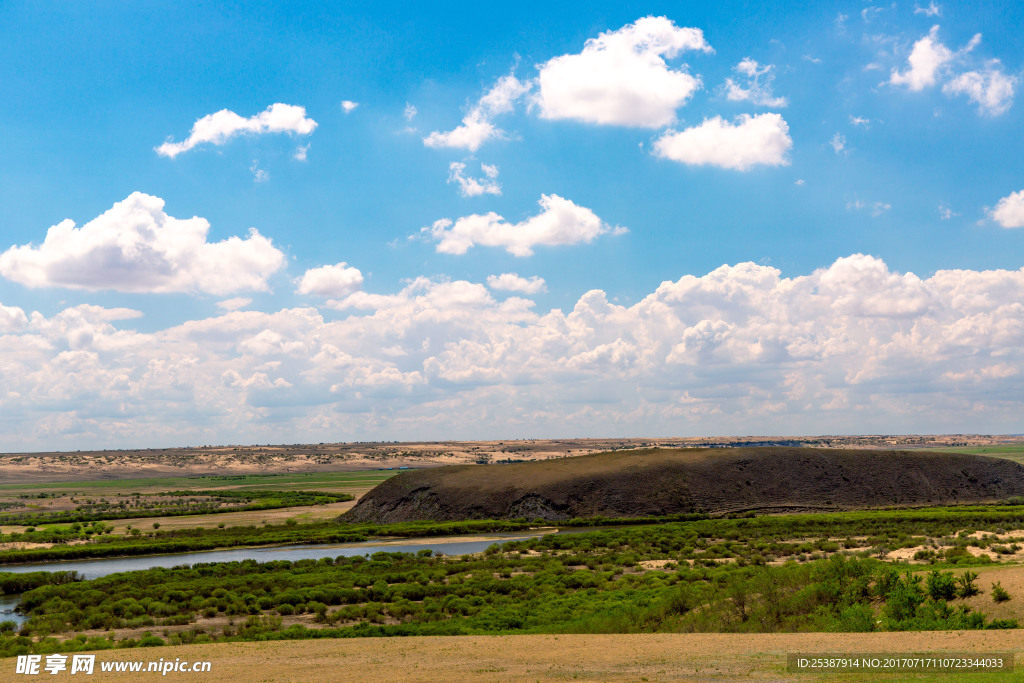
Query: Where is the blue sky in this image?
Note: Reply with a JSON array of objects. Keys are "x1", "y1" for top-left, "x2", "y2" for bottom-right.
[{"x1": 0, "y1": 1, "x2": 1022, "y2": 450}]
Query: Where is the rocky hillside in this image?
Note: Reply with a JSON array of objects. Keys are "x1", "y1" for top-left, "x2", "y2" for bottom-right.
[{"x1": 342, "y1": 447, "x2": 1024, "y2": 522}]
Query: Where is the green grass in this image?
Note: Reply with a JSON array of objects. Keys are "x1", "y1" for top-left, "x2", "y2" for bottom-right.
[
  {"x1": 929, "y1": 446, "x2": 1024, "y2": 465},
  {"x1": 0, "y1": 470, "x2": 396, "y2": 497}
]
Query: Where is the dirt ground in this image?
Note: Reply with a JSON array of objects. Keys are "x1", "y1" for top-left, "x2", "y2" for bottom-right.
[
  {"x1": 16, "y1": 632, "x2": 1024, "y2": 682},
  {"x1": 954, "y1": 565, "x2": 1024, "y2": 623}
]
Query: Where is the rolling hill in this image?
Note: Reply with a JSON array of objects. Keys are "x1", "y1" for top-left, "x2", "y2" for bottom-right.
[{"x1": 342, "y1": 447, "x2": 1024, "y2": 522}]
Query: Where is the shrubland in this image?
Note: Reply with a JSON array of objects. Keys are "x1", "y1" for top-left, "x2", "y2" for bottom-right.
[{"x1": 3, "y1": 505, "x2": 1023, "y2": 656}]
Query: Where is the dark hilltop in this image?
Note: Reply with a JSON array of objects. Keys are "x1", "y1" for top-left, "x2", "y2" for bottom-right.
[{"x1": 343, "y1": 447, "x2": 1024, "y2": 523}]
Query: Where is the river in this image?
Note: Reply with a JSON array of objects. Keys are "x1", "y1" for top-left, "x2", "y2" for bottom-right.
[{"x1": 0, "y1": 529, "x2": 557, "y2": 627}]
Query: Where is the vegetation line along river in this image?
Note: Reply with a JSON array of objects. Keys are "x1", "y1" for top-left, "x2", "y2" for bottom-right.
[{"x1": 0, "y1": 530, "x2": 556, "y2": 626}]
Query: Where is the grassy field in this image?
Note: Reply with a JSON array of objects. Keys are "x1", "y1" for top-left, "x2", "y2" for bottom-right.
[
  {"x1": 15, "y1": 632, "x2": 1023, "y2": 682},
  {"x1": 932, "y1": 445, "x2": 1024, "y2": 465},
  {"x1": 0, "y1": 470, "x2": 395, "y2": 534},
  {"x1": 5, "y1": 449, "x2": 1024, "y2": 681},
  {"x1": 0, "y1": 470, "x2": 396, "y2": 497}
]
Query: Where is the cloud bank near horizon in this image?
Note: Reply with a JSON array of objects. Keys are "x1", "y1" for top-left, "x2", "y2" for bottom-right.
[{"x1": 1, "y1": 254, "x2": 1021, "y2": 450}]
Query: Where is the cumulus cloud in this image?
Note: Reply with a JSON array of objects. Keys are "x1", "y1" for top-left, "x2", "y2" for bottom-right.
[
  {"x1": 886, "y1": 27, "x2": 1013, "y2": 116},
  {"x1": 0, "y1": 192, "x2": 286, "y2": 294},
  {"x1": 0, "y1": 303, "x2": 28, "y2": 333},
  {"x1": 486, "y1": 273, "x2": 547, "y2": 294},
  {"x1": 652, "y1": 113, "x2": 792, "y2": 170},
  {"x1": 943, "y1": 64, "x2": 1017, "y2": 116},
  {"x1": 156, "y1": 104, "x2": 317, "y2": 158},
  {"x1": 889, "y1": 25, "x2": 954, "y2": 91},
  {"x1": 295, "y1": 263, "x2": 364, "y2": 297},
  {"x1": 341, "y1": 100, "x2": 359, "y2": 113},
  {"x1": 217, "y1": 298, "x2": 252, "y2": 312},
  {"x1": 423, "y1": 74, "x2": 531, "y2": 152},
  {"x1": 721, "y1": 58, "x2": 788, "y2": 107},
  {"x1": 404, "y1": 103, "x2": 417, "y2": 120},
  {"x1": 534, "y1": 16, "x2": 712, "y2": 128},
  {"x1": 420, "y1": 194, "x2": 621, "y2": 257},
  {"x1": 3, "y1": 255, "x2": 1023, "y2": 450},
  {"x1": 448, "y1": 161, "x2": 501, "y2": 197},
  {"x1": 990, "y1": 190, "x2": 1024, "y2": 228}
]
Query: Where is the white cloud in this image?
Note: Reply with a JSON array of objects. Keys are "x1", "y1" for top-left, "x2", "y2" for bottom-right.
[
  {"x1": 249, "y1": 160, "x2": 269, "y2": 183},
  {"x1": 487, "y1": 273, "x2": 547, "y2": 294},
  {"x1": 886, "y1": 27, "x2": 1010, "y2": 116},
  {"x1": 889, "y1": 25, "x2": 953, "y2": 91},
  {"x1": 4, "y1": 255, "x2": 1024, "y2": 450},
  {"x1": 448, "y1": 161, "x2": 501, "y2": 197},
  {"x1": 914, "y1": 2, "x2": 942, "y2": 17},
  {"x1": 990, "y1": 190, "x2": 1024, "y2": 228},
  {"x1": 534, "y1": 16, "x2": 712, "y2": 128},
  {"x1": 652, "y1": 113, "x2": 792, "y2": 171},
  {"x1": 295, "y1": 263, "x2": 365, "y2": 297},
  {"x1": 293, "y1": 144, "x2": 310, "y2": 161},
  {"x1": 0, "y1": 192, "x2": 285, "y2": 294},
  {"x1": 849, "y1": 115, "x2": 871, "y2": 126},
  {"x1": 938, "y1": 203, "x2": 958, "y2": 220},
  {"x1": 861, "y1": 6, "x2": 884, "y2": 22},
  {"x1": 0, "y1": 303, "x2": 28, "y2": 333},
  {"x1": 404, "y1": 103, "x2": 417, "y2": 120},
  {"x1": 847, "y1": 199, "x2": 892, "y2": 217},
  {"x1": 830, "y1": 132, "x2": 847, "y2": 154},
  {"x1": 341, "y1": 100, "x2": 359, "y2": 113},
  {"x1": 423, "y1": 74, "x2": 531, "y2": 152},
  {"x1": 421, "y1": 194, "x2": 621, "y2": 257},
  {"x1": 721, "y1": 58, "x2": 788, "y2": 107},
  {"x1": 423, "y1": 115, "x2": 496, "y2": 152},
  {"x1": 943, "y1": 64, "x2": 1017, "y2": 116},
  {"x1": 156, "y1": 104, "x2": 317, "y2": 158},
  {"x1": 217, "y1": 297, "x2": 253, "y2": 312}
]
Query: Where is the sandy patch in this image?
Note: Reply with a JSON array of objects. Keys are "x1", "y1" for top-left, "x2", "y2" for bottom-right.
[
  {"x1": 639, "y1": 559, "x2": 675, "y2": 570},
  {"x1": 884, "y1": 545, "x2": 928, "y2": 562}
]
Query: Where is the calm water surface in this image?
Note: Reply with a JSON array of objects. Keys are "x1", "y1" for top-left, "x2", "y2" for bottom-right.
[{"x1": 0, "y1": 530, "x2": 558, "y2": 626}]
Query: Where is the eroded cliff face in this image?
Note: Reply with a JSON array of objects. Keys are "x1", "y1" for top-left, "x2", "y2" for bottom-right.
[{"x1": 342, "y1": 447, "x2": 1024, "y2": 523}]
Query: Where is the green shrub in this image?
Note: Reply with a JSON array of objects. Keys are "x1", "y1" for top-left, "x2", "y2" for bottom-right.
[
  {"x1": 991, "y1": 582, "x2": 1011, "y2": 603},
  {"x1": 925, "y1": 571, "x2": 957, "y2": 601},
  {"x1": 956, "y1": 571, "x2": 980, "y2": 598}
]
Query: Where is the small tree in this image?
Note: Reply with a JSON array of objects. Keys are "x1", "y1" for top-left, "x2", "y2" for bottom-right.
[
  {"x1": 956, "y1": 571, "x2": 980, "y2": 598},
  {"x1": 992, "y1": 582, "x2": 1011, "y2": 603},
  {"x1": 926, "y1": 571, "x2": 957, "y2": 601}
]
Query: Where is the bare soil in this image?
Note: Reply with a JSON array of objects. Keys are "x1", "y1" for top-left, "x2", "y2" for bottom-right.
[{"x1": 27, "y1": 631, "x2": 1024, "y2": 682}]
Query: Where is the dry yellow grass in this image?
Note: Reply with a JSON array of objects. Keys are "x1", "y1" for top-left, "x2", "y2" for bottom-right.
[
  {"x1": 19, "y1": 632, "x2": 1024, "y2": 682},
  {"x1": 105, "y1": 498, "x2": 363, "y2": 534}
]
